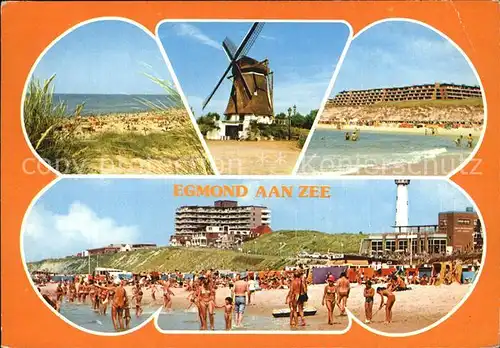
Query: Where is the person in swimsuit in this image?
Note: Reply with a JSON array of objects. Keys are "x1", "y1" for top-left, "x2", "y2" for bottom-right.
[
  {"x1": 89, "y1": 283, "x2": 96, "y2": 308},
  {"x1": 95, "y1": 278, "x2": 127, "y2": 331},
  {"x1": 233, "y1": 273, "x2": 249, "y2": 328},
  {"x1": 364, "y1": 280, "x2": 375, "y2": 324},
  {"x1": 99, "y1": 285, "x2": 108, "y2": 315},
  {"x1": 160, "y1": 279, "x2": 175, "y2": 311},
  {"x1": 69, "y1": 281, "x2": 76, "y2": 303},
  {"x1": 216, "y1": 297, "x2": 234, "y2": 330},
  {"x1": 123, "y1": 294, "x2": 132, "y2": 329},
  {"x1": 56, "y1": 282, "x2": 64, "y2": 303},
  {"x1": 377, "y1": 287, "x2": 396, "y2": 324},
  {"x1": 322, "y1": 275, "x2": 337, "y2": 325},
  {"x1": 286, "y1": 270, "x2": 303, "y2": 327},
  {"x1": 336, "y1": 272, "x2": 350, "y2": 316},
  {"x1": 197, "y1": 275, "x2": 216, "y2": 330},
  {"x1": 132, "y1": 283, "x2": 143, "y2": 317}
]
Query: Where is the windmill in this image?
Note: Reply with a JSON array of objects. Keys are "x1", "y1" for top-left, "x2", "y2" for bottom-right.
[{"x1": 202, "y1": 22, "x2": 274, "y2": 120}]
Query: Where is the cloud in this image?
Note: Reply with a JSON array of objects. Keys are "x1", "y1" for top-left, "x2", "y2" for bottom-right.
[
  {"x1": 23, "y1": 202, "x2": 140, "y2": 262},
  {"x1": 174, "y1": 23, "x2": 221, "y2": 51},
  {"x1": 260, "y1": 35, "x2": 276, "y2": 41}
]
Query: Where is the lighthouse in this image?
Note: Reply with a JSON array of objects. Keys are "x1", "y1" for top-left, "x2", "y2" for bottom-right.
[{"x1": 394, "y1": 179, "x2": 410, "y2": 232}]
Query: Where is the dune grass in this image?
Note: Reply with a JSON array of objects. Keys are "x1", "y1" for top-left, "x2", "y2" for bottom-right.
[
  {"x1": 24, "y1": 75, "x2": 213, "y2": 175},
  {"x1": 241, "y1": 230, "x2": 366, "y2": 256},
  {"x1": 23, "y1": 75, "x2": 93, "y2": 174}
]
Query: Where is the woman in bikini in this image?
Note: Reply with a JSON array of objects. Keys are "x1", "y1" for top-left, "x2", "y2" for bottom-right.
[
  {"x1": 196, "y1": 276, "x2": 216, "y2": 330},
  {"x1": 69, "y1": 281, "x2": 76, "y2": 303},
  {"x1": 376, "y1": 287, "x2": 396, "y2": 324},
  {"x1": 363, "y1": 280, "x2": 375, "y2": 324},
  {"x1": 161, "y1": 279, "x2": 175, "y2": 311},
  {"x1": 322, "y1": 275, "x2": 337, "y2": 325},
  {"x1": 100, "y1": 286, "x2": 109, "y2": 315},
  {"x1": 132, "y1": 284, "x2": 143, "y2": 317},
  {"x1": 336, "y1": 272, "x2": 350, "y2": 316}
]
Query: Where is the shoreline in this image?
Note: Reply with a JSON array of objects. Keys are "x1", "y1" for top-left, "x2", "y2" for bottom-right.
[
  {"x1": 39, "y1": 282, "x2": 470, "y2": 333},
  {"x1": 316, "y1": 123, "x2": 483, "y2": 137}
]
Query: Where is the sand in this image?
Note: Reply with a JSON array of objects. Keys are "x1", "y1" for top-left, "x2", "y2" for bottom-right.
[
  {"x1": 38, "y1": 282, "x2": 471, "y2": 333},
  {"x1": 206, "y1": 140, "x2": 301, "y2": 175},
  {"x1": 317, "y1": 123, "x2": 483, "y2": 137},
  {"x1": 347, "y1": 283, "x2": 472, "y2": 333}
]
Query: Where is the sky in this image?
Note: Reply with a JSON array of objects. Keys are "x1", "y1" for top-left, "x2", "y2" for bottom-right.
[
  {"x1": 331, "y1": 21, "x2": 479, "y2": 96},
  {"x1": 23, "y1": 178, "x2": 474, "y2": 261},
  {"x1": 32, "y1": 20, "x2": 172, "y2": 95},
  {"x1": 157, "y1": 22, "x2": 351, "y2": 116}
]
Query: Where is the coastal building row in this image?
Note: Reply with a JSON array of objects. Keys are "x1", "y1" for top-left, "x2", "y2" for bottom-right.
[
  {"x1": 170, "y1": 200, "x2": 272, "y2": 248},
  {"x1": 329, "y1": 83, "x2": 482, "y2": 107},
  {"x1": 76, "y1": 243, "x2": 157, "y2": 257},
  {"x1": 360, "y1": 208, "x2": 481, "y2": 256}
]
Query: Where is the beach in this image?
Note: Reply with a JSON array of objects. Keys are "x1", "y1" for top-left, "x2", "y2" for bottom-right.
[
  {"x1": 299, "y1": 128, "x2": 475, "y2": 175},
  {"x1": 59, "y1": 111, "x2": 212, "y2": 175},
  {"x1": 207, "y1": 140, "x2": 301, "y2": 175},
  {"x1": 37, "y1": 282, "x2": 469, "y2": 333},
  {"x1": 347, "y1": 283, "x2": 472, "y2": 333},
  {"x1": 317, "y1": 123, "x2": 483, "y2": 137}
]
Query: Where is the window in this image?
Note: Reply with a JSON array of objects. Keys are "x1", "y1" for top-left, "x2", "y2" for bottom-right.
[
  {"x1": 386, "y1": 240, "x2": 396, "y2": 252},
  {"x1": 371, "y1": 240, "x2": 383, "y2": 252},
  {"x1": 398, "y1": 240, "x2": 408, "y2": 251}
]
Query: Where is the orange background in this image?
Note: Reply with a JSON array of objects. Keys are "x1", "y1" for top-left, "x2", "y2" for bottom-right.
[{"x1": 1, "y1": 1, "x2": 499, "y2": 347}]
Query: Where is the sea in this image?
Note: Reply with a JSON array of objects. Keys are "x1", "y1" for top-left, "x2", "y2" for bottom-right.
[
  {"x1": 59, "y1": 303, "x2": 150, "y2": 333},
  {"x1": 53, "y1": 94, "x2": 176, "y2": 115},
  {"x1": 299, "y1": 129, "x2": 474, "y2": 175},
  {"x1": 61, "y1": 304, "x2": 300, "y2": 332}
]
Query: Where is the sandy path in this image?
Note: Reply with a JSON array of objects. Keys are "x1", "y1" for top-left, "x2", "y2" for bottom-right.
[{"x1": 206, "y1": 140, "x2": 301, "y2": 175}]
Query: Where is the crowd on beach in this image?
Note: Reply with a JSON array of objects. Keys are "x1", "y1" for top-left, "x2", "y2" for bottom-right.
[{"x1": 33, "y1": 260, "x2": 475, "y2": 332}]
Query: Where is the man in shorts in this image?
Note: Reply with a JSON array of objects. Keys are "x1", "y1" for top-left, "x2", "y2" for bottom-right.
[{"x1": 233, "y1": 272, "x2": 249, "y2": 328}]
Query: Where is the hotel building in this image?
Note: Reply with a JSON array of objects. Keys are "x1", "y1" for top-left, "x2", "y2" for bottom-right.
[
  {"x1": 329, "y1": 83, "x2": 482, "y2": 107},
  {"x1": 170, "y1": 200, "x2": 271, "y2": 248}
]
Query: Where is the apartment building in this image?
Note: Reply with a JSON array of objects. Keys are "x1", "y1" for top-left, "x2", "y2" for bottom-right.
[
  {"x1": 329, "y1": 83, "x2": 482, "y2": 107},
  {"x1": 170, "y1": 200, "x2": 271, "y2": 248}
]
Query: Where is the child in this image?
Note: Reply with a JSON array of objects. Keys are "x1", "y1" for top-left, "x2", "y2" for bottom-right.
[
  {"x1": 376, "y1": 287, "x2": 396, "y2": 324},
  {"x1": 363, "y1": 280, "x2": 375, "y2": 324},
  {"x1": 217, "y1": 297, "x2": 234, "y2": 330}
]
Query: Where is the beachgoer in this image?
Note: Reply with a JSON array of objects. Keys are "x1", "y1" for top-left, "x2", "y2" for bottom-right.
[
  {"x1": 95, "y1": 278, "x2": 127, "y2": 331},
  {"x1": 56, "y1": 282, "x2": 64, "y2": 303},
  {"x1": 132, "y1": 284, "x2": 143, "y2": 317},
  {"x1": 337, "y1": 272, "x2": 350, "y2": 315},
  {"x1": 376, "y1": 287, "x2": 396, "y2": 324},
  {"x1": 286, "y1": 270, "x2": 306, "y2": 327},
  {"x1": 69, "y1": 281, "x2": 76, "y2": 302},
  {"x1": 123, "y1": 295, "x2": 131, "y2": 330},
  {"x1": 322, "y1": 275, "x2": 337, "y2": 325},
  {"x1": 217, "y1": 297, "x2": 234, "y2": 330},
  {"x1": 100, "y1": 286, "x2": 109, "y2": 315},
  {"x1": 233, "y1": 272, "x2": 249, "y2": 328},
  {"x1": 364, "y1": 280, "x2": 375, "y2": 324},
  {"x1": 161, "y1": 279, "x2": 175, "y2": 311},
  {"x1": 248, "y1": 277, "x2": 256, "y2": 305},
  {"x1": 467, "y1": 134, "x2": 473, "y2": 148},
  {"x1": 196, "y1": 275, "x2": 216, "y2": 330},
  {"x1": 345, "y1": 132, "x2": 351, "y2": 141}
]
